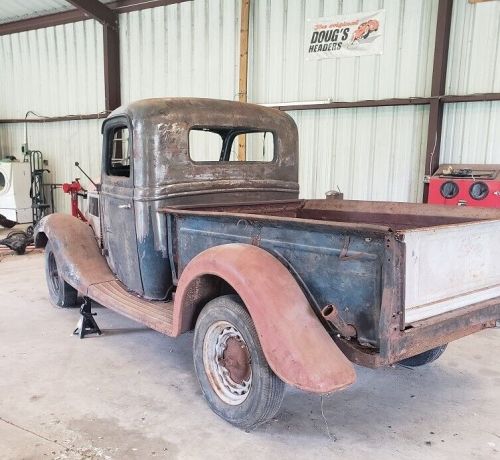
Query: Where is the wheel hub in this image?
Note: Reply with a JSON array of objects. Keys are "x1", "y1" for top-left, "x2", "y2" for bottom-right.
[
  {"x1": 203, "y1": 321, "x2": 253, "y2": 405},
  {"x1": 218, "y1": 336, "x2": 251, "y2": 384}
]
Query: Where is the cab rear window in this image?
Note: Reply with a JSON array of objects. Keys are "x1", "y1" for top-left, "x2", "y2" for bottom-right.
[{"x1": 189, "y1": 128, "x2": 274, "y2": 163}]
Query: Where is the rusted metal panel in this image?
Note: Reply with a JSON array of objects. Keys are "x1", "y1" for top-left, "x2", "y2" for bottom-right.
[
  {"x1": 105, "y1": 98, "x2": 300, "y2": 299},
  {"x1": 35, "y1": 204, "x2": 500, "y2": 375},
  {"x1": 301, "y1": 198, "x2": 500, "y2": 228},
  {"x1": 321, "y1": 304, "x2": 357, "y2": 339},
  {"x1": 167, "y1": 208, "x2": 388, "y2": 347},
  {"x1": 36, "y1": 213, "x2": 175, "y2": 333},
  {"x1": 108, "y1": 98, "x2": 299, "y2": 199},
  {"x1": 100, "y1": 178, "x2": 143, "y2": 295},
  {"x1": 88, "y1": 280, "x2": 174, "y2": 335},
  {"x1": 388, "y1": 299, "x2": 500, "y2": 363},
  {"x1": 378, "y1": 232, "x2": 406, "y2": 361},
  {"x1": 35, "y1": 214, "x2": 115, "y2": 293},
  {"x1": 172, "y1": 243, "x2": 356, "y2": 394}
]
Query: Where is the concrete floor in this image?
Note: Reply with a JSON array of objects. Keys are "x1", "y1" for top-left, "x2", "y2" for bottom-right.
[{"x1": 0, "y1": 251, "x2": 499, "y2": 460}]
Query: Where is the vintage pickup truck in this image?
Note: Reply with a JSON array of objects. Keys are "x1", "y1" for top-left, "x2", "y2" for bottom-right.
[{"x1": 36, "y1": 98, "x2": 500, "y2": 429}]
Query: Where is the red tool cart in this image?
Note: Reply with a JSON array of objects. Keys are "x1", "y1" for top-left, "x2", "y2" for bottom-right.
[{"x1": 428, "y1": 164, "x2": 500, "y2": 208}]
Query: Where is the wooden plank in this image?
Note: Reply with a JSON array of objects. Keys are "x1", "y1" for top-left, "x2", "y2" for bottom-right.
[{"x1": 237, "y1": 0, "x2": 250, "y2": 161}]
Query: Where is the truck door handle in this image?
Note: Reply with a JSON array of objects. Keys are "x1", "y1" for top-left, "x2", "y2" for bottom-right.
[{"x1": 118, "y1": 204, "x2": 132, "y2": 209}]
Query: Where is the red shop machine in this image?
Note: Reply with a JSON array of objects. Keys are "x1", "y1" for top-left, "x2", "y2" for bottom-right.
[{"x1": 428, "y1": 164, "x2": 500, "y2": 208}]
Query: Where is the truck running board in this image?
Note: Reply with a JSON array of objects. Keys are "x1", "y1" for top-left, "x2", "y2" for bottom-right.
[{"x1": 87, "y1": 280, "x2": 174, "y2": 335}]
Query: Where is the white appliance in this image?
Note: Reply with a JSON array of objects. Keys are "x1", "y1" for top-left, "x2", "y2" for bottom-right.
[{"x1": 0, "y1": 160, "x2": 32, "y2": 224}]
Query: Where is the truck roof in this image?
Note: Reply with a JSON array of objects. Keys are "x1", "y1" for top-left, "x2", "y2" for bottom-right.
[
  {"x1": 110, "y1": 97, "x2": 292, "y2": 127},
  {"x1": 106, "y1": 97, "x2": 300, "y2": 206}
]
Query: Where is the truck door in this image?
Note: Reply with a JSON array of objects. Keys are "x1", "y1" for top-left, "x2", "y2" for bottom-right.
[{"x1": 100, "y1": 117, "x2": 143, "y2": 295}]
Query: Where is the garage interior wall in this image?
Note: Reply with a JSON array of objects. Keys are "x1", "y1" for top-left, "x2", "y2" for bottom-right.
[
  {"x1": 120, "y1": 0, "x2": 239, "y2": 103},
  {"x1": 249, "y1": 0, "x2": 438, "y2": 201},
  {"x1": 0, "y1": 20, "x2": 104, "y2": 213},
  {"x1": 0, "y1": 0, "x2": 499, "y2": 212},
  {"x1": 441, "y1": 0, "x2": 500, "y2": 165}
]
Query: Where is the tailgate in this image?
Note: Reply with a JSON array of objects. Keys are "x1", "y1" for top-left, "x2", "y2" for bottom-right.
[{"x1": 402, "y1": 219, "x2": 500, "y2": 324}]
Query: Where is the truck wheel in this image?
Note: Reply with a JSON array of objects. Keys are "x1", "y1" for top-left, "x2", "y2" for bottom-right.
[
  {"x1": 193, "y1": 295, "x2": 285, "y2": 430},
  {"x1": 44, "y1": 241, "x2": 78, "y2": 308},
  {"x1": 398, "y1": 345, "x2": 448, "y2": 367}
]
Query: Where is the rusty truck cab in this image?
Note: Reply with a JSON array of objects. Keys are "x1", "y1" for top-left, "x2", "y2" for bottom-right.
[{"x1": 99, "y1": 98, "x2": 300, "y2": 300}]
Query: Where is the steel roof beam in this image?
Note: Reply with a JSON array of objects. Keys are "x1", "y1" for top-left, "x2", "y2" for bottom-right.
[
  {"x1": 0, "y1": 9, "x2": 86, "y2": 36},
  {"x1": 65, "y1": 0, "x2": 117, "y2": 28},
  {"x1": 0, "y1": 1, "x2": 191, "y2": 36}
]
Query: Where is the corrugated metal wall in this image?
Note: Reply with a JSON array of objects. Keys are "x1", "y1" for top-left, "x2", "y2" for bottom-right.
[
  {"x1": 0, "y1": 120, "x2": 103, "y2": 213},
  {"x1": 0, "y1": 20, "x2": 104, "y2": 117},
  {"x1": 0, "y1": 19, "x2": 104, "y2": 212},
  {"x1": 442, "y1": 1, "x2": 500, "y2": 166},
  {"x1": 292, "y1": 105, "x2": 429, "y2": 201},
  {"x1": 249, "y1": 0, "x2": 437, "y2": 103},
  {"x1": 119, "y1": 0, "x2": 239, "y2": 103},
  {"x1": 446, "y1": 0, "x2": 500, "y2": 95},
  {"x1": 441, "y1": 101, "x2": 500, "y2": 164},
  {"x1": 249, "y1": 0, "x2": 438, "y2": 201}
]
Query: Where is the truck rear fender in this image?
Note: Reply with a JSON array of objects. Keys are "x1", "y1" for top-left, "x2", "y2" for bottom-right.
[
  {"x1": 172, "y1": 243, "x2": 356, "y2": 394},
  {"x1": 34, "y1": 213, "x2": 115, "y2": 294}
]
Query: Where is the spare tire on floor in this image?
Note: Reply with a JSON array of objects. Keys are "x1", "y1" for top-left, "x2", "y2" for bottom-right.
[{"x1": 398, "y1": 345, "x2": 448, "y2": 367}]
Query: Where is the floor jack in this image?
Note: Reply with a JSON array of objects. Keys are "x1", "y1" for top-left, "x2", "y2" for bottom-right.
[{"x1": 73, "y1": 297, "x2": 102, "y2": 339}]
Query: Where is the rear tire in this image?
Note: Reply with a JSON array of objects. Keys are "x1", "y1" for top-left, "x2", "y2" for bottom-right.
[
  {"x1": 398, "y1": 344, "x2": 448, "y2": 367},
  {"x1": 193, "y1": 295, "x2": 285, "y2": 430},
  {"x1": 44, "y1": 241, "x2": 78, "y2": 308}
]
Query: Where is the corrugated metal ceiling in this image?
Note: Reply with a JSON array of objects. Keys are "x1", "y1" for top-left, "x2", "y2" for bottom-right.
[
  {"x1": 0, "y1": 0, "x2": 73, "y2": 25},
  {"x1": 0, "y1": 0, "x2": 116, "y2": 25}
]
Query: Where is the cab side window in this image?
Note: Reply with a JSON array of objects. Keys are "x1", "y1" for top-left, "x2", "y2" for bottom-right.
[{"x1": 106, "y1": 124, "x2": 131, "y2": 177}]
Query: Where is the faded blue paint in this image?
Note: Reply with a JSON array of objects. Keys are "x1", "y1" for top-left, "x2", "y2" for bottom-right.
[{"x1": 173, "y1": 214, "x2": 387, "y2": 347}]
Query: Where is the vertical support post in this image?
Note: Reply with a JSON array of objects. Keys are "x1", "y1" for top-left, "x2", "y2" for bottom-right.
[
  {"x1": 423, "y1": 0, "x2": 453, "y2": 202},
  {"x1": 237, "y1": 0, "x2": 250, "y2": 161},
  {"x1": 104, "y1": 24, "x2": 121, "y2": 111},
  {"x1": 65, "y1": 0, "x2": 121, "y2": 111}
]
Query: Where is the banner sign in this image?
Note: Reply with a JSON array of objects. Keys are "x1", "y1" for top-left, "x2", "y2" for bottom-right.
[{"x1": 306, "y1": 10, "x2": 385, "y2": 60}]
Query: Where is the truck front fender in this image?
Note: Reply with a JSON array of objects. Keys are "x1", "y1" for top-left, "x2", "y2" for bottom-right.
[
  {"x1": 173, "y1": 243, "x2": 356, "y2": 394},
  {"x1": 35, "y1": 213, "x2": 115, "y2": 294}
]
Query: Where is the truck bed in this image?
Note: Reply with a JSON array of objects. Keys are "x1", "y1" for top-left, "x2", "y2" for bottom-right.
[{"x1": 163, "y1": 199, "x2": 500, "y2": 348}]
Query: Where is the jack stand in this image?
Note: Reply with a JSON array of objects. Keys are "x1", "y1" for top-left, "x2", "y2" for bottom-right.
[{"x1": 73, "y1": 297, "x2": 102, "y2": 339}]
